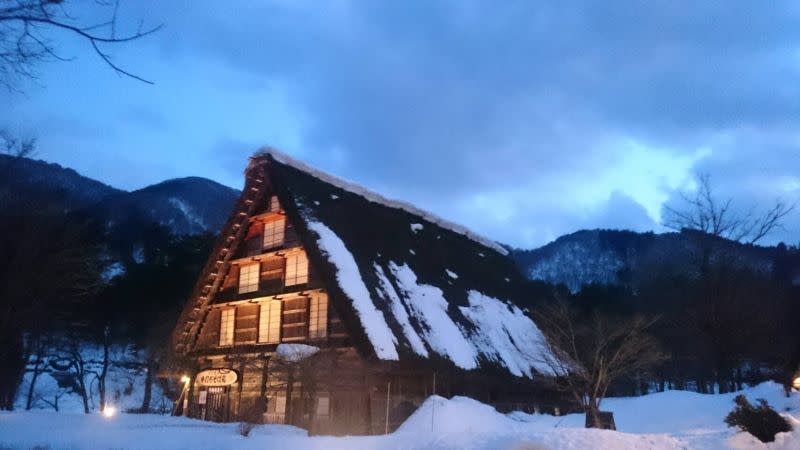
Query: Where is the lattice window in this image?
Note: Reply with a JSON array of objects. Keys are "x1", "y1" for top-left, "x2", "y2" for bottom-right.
[
  {"x1": 238, "y1": 263, "x2": 260, "y2": 294},
  {"x1": 308, "y1": 293, "x2": 328, "y2": 339},
  {"x1": 282, "y1": 297, "x2": 308, "y2": 340},
  {"x1": 263, "y1": 218, "x2": 285, "y2": 250},
  {"x1": 269, "y1": 195, "x2": 281, "y2": 212},
  {"x1": 219, "y1": 308, "x2": 235, "y2": 346},
  {"x1": 285, "y1": 252, "x2": 309, "y2": 286},
  {"x1": 258, "y1": 300, "x2": 282, "y2": 344}
]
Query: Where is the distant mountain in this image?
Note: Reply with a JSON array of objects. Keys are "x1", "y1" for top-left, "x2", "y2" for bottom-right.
[
  {"x1": 0, "y1": 154, "x2": 122, "y2": 209},
  {"x1": 3, "y1": 154, "x2": 239, "y2": 236},
  {"x1": 510, "y1": 229, "x2": 780, "y2": 292},
  {"x1": 94, "y1": 177, "x2": 239, "y2": 236}
]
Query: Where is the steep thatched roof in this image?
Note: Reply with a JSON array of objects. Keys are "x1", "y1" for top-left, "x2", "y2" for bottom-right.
[{"x1": 257, "y1": 150, "x2": 554, "y2": 377}]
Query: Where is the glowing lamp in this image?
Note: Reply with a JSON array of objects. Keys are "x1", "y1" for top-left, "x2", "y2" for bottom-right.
[
  {"x1": 102, "y1": 405, "x2": 117, "y2": 418},
  {"x1": 793, "y1": 377, "x2": 800, "y2": 389},
  {"x1": 181, "y1": 375, "x2": 191, "y2": 384}
]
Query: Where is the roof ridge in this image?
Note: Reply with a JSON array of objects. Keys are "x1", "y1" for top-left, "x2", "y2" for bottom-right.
[{"x1": 252, "y1": 147, "x2": 508, "y2": 255}]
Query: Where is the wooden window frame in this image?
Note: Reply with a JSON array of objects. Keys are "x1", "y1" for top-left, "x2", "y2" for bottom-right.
[
  {"x1": 263, "y1": 218, "x2": 285, "y2": 250},
  {"x1": 219, "y1": 308, "x2": 235, "y2": 346},
  {"x1": 285, "y1": 252, "x2": 309, "y2": 287},
  {"x1": 238, "y1": 262, "x2": 260, "y2": 294},
  {"x1": 308, "y1": 293, "x2": 328, "y2": 339},
  {"x1": 269, "y1": 195, "x2": 281, "y2": 213},
  {"x1": 258, "y1": 300, "x2": 282, "y2": 344}
]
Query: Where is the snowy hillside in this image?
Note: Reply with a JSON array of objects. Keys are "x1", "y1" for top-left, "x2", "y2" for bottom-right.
[
  {"x1": 15, "y1": 343, "x2": 171, "y2": 415},
  {"x1": 511, "y1": 229, "x2": 777, "y2": 292},
  {"x1": 94, "y1": 177, "x2": 239, "y2": 236},
  {"x1": 2, "y1": 382, "x2": 798, "y2": 449}
]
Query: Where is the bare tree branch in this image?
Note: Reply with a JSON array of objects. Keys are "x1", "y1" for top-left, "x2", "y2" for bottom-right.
[
  {"x1": 532, "y1": 298, "x2": 664, "y2": 428},
  {"x1": 0, "y1": 0, "x2": 161, "y2": 88},
  {"x1": 663, "y1": 173, "x2": 795, "y2": 244}
]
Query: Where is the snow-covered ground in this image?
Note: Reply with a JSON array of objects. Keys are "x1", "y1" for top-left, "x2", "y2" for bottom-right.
[{"x1": 2, "y1": 382, "x2": 799, "y2": 450}]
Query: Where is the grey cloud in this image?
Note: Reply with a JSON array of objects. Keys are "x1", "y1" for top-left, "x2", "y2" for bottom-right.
[{"x1": 24, "y1": 1, "x2": 800, "y2": 247}]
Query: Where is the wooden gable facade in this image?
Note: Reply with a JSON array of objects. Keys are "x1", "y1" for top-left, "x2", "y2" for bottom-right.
[{"x1": 171, "y1": 151, "x2": 565, "y2": 435}]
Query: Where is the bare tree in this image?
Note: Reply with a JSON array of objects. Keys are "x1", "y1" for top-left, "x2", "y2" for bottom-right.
[
  {"x1": 0, "y1": 0, "x2": 161, "y2": 89},
  {"x1": 0, "y1": 129, "x2": 35, "y2": 157},
  {"x1": 534, "y1": 299, "x2": 665, "y2": 429},
  {"x1": 663, "y1": 174, "x2": 794, "y2": 245}
]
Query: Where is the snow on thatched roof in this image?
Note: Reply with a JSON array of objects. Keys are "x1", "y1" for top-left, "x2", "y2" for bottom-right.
[{"x1": 254, "y1": 149, "x2": 554, "y2": 378}]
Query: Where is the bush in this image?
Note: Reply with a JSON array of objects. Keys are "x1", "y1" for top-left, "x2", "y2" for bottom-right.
[
  {"x1": 238, "y1": 421, "x2": 255, "y2": 437},
  {"x1": 724, "y1": 395, "x2": 792, "y2": 443}
]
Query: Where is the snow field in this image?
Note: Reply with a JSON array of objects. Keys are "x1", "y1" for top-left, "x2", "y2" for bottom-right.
[{"x1": 3, "y1": 382, "x2": 799, "y2": 449}]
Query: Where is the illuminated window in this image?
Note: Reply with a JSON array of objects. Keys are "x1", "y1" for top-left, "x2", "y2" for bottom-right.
[
  {"x1": 269, "y1": 195, "x2": 281, "y2": 212},
  {"x1": 308, "y1": 293, "x2": 328, "y2": 339},
  {"x1": 281, "y1": 297, "x2": 308, "y2": 340},
  {"x1": 263, "y1": 218, "x2": 285, "y2": 250},
  {"x1": 238, "y1": 263, "x2": 260, "y2": 294},
  {"x1": 285, "y1": 252, "x2": 309, "y2": 286},
  {"x1": 219, "y1": 308, "x2": 235, "y2": 346},
  {"x1": 258, "y1": 300, "x2": 282, "y2": 344}
]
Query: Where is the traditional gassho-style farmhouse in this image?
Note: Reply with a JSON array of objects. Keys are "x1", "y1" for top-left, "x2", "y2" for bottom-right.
[{"x1": 171, "y1": 149, "x2": 560, "y2": 435}]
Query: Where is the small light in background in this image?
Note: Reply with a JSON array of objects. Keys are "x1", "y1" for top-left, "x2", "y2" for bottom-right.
[
  {"x1": 102, "y1": 405, "x2": 117, "y2": 418},
  {"x1": 793, "y1": 377, "x2": 800, "y2": 389},
  {"x1": 181, "y1": 375, "x2": 190, "y2": 384}
]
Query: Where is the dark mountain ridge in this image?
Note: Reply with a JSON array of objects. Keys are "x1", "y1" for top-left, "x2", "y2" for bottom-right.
[
  {"x1": 2, "y1": 154, "x2": 239, "y2": 236},
  {"x1": 0, "y1": 153, "x2": 122, "y2": 209},
  {"x1": 510, "y1": 228, "x2": 789, "y2": 292}
]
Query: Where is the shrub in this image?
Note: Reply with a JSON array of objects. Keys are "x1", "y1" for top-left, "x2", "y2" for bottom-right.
[
  {"x1": 238, "y1": 421, "x2": 255, "y2": 437},
  {"x1": 724, "y1": 395, "x2": 792, "y2": 443}
]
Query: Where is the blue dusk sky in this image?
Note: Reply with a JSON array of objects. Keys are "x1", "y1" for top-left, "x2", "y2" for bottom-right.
[{"x1": 2, "y1": 1, "x2": 798, "y2": 248}]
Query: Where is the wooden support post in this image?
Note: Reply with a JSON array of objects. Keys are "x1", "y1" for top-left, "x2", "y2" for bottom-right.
[
  {"x1": 431, "y1": 371, "x2": 436, "y2": 432},
  {"x1": 385, "y1": 380, "x2": 391, "y2": 434}
]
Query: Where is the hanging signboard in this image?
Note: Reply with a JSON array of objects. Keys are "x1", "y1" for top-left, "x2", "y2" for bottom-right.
[{"x1": 195, "y1": 369, "x2": 238, "y2": 386}]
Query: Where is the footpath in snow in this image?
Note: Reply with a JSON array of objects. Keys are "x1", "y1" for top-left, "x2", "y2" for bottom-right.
[{"x1": 1, "y1": 382, "x2": 799, "y2": 450}]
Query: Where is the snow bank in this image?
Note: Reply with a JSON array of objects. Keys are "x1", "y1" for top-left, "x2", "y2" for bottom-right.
[
  {"x1": 398, "y1": 395, "x2": 686, "y2": 449},
  {"x1": 259, "y1": 148, "x2": 508, "y2": 255},
  {"x1": 388, "y1": 262, "x2": 478, "y2": 369},
  {"x1": 397, "y1": 395, "x2": 512, "y2": 433},
  {"x1": 306, "y1": 220, "x2": 399, "y2": 360}
]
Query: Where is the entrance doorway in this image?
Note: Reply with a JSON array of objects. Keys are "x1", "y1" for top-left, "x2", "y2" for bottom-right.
[{"x1": 205, "y1": 387, "x2": 228, "y2": 422}]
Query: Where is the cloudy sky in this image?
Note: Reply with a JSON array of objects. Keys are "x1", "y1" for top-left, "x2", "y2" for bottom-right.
[{"x1": 2, "y1": 0, "x2": 799, "y2": 248}]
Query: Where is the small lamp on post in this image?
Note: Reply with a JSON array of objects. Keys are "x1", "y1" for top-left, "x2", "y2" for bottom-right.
[{"x1": 181, "y1": 375, "x2": 191, "y2": 416}]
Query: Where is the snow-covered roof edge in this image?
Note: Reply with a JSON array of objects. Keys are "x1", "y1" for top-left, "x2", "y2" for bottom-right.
[{"x1": 252, "y1": 147, "x2": 508, "y2": 255}]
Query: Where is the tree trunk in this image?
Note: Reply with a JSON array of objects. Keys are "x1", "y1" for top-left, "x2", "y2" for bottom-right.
[
  {"x1": 25, "y1": 337, "x2": 46, "y2": 410},
  {"x1": 80, "y1": 377, "x2": 90, "y2": 415},
  {"x1": 585, "y1": 403, "x2": 616, "y2": 430},
  {"x1": 140, "y1": 357, "x2": 155, "y2": 413},
  {"x1": 97, "y1": 327, "x2": 111, "y2": 412},
  {"x1": 25, "y1": 364, "x2": 41, "y2": 410},
  {"x1": 0, "y1": 329, "x2": 26, "y2": 410}
]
